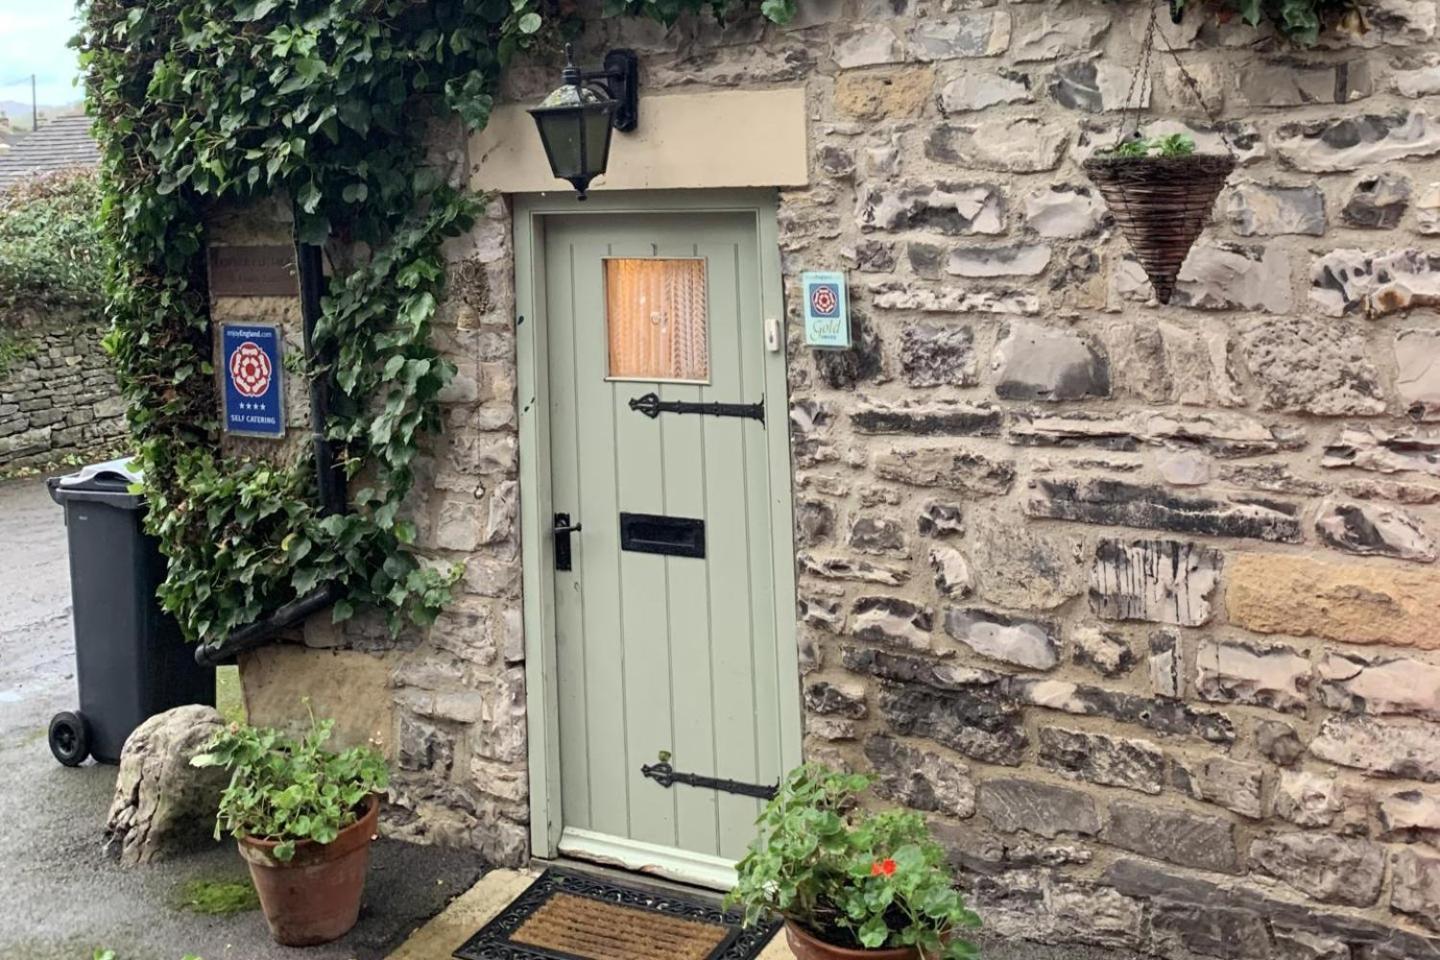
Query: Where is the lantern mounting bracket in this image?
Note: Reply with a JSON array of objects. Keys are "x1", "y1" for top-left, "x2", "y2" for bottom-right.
[{"x1": 563, "y1": 47, "x2": 640, "y2": 133}]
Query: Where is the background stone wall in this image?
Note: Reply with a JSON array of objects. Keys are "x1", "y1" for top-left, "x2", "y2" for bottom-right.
[
  {"x1": 236, "y1": 0, "x2": 1440, "y2": 952},
  {"x1": 0, "y1": 312, "x2": 126, "y2": 471},
  {"x1": 502, "y1": 0, "x2": 1439, "y2": 954}
]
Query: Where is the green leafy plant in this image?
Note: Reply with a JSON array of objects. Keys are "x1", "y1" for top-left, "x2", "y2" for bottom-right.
[
  {"x1": 1173, "y1": 0, "x2": 1360, "y2": 44},
  {"x1": 94, "y1": 952, "x2": 202, "y2": 960},
  {"x1": 1103, "y1": 133, "x2": 1198, "y2": 159},
  {"x1": 727, "y1": 765, "x2": 980, "y2": 959},
  {"x1": 192, "y1": 702, "x2": 389, "y2": 863},
  {"x1": 0, "y1": 170, "x2": 105, "y2": 314},
  {"x1": 77, "y1": 0, "x2": 797, "y2": 650}
]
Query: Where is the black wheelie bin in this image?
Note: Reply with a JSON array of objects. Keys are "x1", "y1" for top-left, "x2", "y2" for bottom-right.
[{"x1": 45, "y1": 459, "x2": 214, "y2": 766}]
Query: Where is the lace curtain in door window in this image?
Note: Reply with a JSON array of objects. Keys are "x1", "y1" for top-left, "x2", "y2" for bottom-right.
[{"x1": 605, "y1": 258, "x2": 709, "y2": 382}]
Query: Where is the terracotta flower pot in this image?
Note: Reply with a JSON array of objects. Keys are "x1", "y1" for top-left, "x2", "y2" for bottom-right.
[
  {"x1": 785, "y1": 920, "x2": 921, "y2": 960},
  {"x1": 237, "y1": 795, "x2": 379, "y2": 947}
]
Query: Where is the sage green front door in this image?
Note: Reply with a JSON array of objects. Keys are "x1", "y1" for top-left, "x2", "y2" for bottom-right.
[{"x1": 543, "y1": 209, "x2": 794, "y2": 885}]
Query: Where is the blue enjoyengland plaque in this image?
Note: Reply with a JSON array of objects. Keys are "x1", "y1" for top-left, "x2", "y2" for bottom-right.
[
  {"x1": 221, "y1": 323, "x2": 286, "y2": 439},
  {"x1": 801, "y1": 271, "x2": 850, "y2": 349}
]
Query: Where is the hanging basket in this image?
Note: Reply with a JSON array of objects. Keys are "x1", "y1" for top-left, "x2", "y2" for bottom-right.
[{"x1": 1083, "y1": 153, "x2": 1236, "y2": 305}]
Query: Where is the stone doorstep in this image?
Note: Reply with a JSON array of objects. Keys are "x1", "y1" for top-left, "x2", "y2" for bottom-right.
[{"x1": 384, "y1": 866, "x2": 796, "y2": 960}]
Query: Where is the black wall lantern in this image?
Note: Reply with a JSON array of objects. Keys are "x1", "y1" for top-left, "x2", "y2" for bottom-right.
[{"x1": 529, "y1": 45, "x2": 640, "y2": 200}]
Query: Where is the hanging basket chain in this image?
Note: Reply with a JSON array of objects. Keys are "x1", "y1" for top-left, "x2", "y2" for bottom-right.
[
  {"x1": 1115, "y1": 4, "x2": 1159, "y2": 147},
  {"x1": 1152, "y1": 6, "x2": 1237, "y2": 156}
]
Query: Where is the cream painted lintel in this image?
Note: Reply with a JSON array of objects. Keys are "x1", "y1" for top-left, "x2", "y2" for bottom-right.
[{"x1": 470, "y1": 87, "x2": 809, "y2": 194}]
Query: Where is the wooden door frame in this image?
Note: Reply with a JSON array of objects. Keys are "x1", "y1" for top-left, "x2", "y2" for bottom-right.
[{"x1": 511, "y1": 189, "x2": 803, "y2": 876}]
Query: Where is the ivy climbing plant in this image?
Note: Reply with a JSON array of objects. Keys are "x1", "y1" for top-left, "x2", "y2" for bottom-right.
[{"x1": 77, "y1": 0, "x2": 794, "y2": 645}]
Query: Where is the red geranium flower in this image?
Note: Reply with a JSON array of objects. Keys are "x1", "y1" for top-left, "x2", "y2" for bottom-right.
[{"x1": 871, "y1": 858, "x2": 897, "y2": 877}]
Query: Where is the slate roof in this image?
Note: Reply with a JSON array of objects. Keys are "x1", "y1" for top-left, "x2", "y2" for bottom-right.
[{"x1": 0, "y1": 116, "x2": 100, "y2": 191}]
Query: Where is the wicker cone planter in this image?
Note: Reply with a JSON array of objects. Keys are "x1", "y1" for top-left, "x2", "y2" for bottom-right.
[{"x1": 1083, "y1": 153, "x2": 1236, "y2": 305}]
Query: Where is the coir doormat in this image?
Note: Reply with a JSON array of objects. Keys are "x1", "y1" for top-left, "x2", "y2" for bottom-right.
[{"x1": 453, "y1": 868, "x2": 780, "y2": 960}]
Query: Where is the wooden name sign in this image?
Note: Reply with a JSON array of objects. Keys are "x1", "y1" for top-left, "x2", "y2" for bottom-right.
[{"x1": 208, "y1": 245, "x2": 299, "y2": 298}]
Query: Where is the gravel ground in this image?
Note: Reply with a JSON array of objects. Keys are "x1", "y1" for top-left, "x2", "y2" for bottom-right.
[{"x1": 0, "y1": 478, "x2": 486, "y2": 960}]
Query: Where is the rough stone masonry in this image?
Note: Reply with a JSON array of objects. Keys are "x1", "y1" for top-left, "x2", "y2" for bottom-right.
[
  {"x1": 233, "y1": 0, "x2": 1440, "y2": 956},
  {"x1": 0, "y1": 311, "x2": 127, "y2": 470}
]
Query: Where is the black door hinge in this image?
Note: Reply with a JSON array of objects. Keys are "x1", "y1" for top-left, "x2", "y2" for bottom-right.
[
  {"x1": 641, "y1": 762, "x2": 777, "y2": 800},
  {"x1": 628, "y1": 392, "x2": 765, "y2": 426}
]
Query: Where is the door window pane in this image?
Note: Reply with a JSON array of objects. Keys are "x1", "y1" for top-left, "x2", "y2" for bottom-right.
[{"x1": 605, "y1": 258, "x2": 709, "y2": 382}]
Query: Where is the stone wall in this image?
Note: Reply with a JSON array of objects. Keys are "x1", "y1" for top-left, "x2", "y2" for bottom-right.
[
  {"x1": 234, "y1": 0, "x2": 1440, "y2": 953},
  {"x1": 0, "y1": 312, "x2": 127, "y2": 470},
  {"x1": 509, "y1": 0, "x2": 1433, "y2": 955}
]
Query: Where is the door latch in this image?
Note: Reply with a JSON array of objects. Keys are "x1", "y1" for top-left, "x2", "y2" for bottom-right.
[{"x1": 554, "y1": 513, "x2": 582, "y2": 571}]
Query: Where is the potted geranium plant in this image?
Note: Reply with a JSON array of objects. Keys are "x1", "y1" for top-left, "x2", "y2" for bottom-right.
[
  {"x1": 192, "y1": 703, "x2": 389, "y2": 947},
  {"x1": 727, "y1": 765, "x2": 980, "y2": 960},
  {"x1": 1083, "y1": 131, "x2": 1235, "y2": 305}
]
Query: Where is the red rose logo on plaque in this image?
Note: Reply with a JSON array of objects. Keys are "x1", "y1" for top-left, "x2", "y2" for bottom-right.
[
  {"x1": 229, "y1": 341, "x2": 273, "y2": 398},
  {"x1": 809, "y1": 283, "x2": 839, "y2": 318}
]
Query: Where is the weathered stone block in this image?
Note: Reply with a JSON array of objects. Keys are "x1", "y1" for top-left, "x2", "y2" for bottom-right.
[
  {"x1": 1026, "y1": 478, "x2": 1303, "y2": 542},
  {"x1": 1274, "y1": 770, "x2": 1342, "y2": 827},
  {"x1": 944, "y1": 607, "x2": 1060, "y2": 671},
  {"x1": 1010, "y1": 409, "x2": 1288, "y2": 456},
  {"x1": 1038, "y1": 726, "x2": 1164, "y2": 794},
  {"x1": 1150, "y1": 902, "x2": 1273, "y2": 960},
  {"x1": 1172, "y1": 756, "x2": 1265, "y2": 819},
  {"x1": 1022, "y1": 185, "x2": 1105, "y2": 238},
  {"x1": 917, "y1": 501, "x2": 964, "y2": 538},
  {"x1": 1392, "y1": 846, "x2": 1440, "y2": 932},
  {"x1": 852, "y1": 596, "x2": 932, "y2": 652},
  {"x1": 1273, "y1": 111, "x2": 1440, "y2": 172},
  {"x1": 842, "y1": 646, "x2": 1001, "y2": 693},
  {"x1": 1251, "y1": 834, "x2": 1386, "y2": 907},
  {"x1": 1010, "y1": 678, "x2": 1235, "y2": 743},
  {"x1": 874, "y1": 445, "x2": 1016, "y2": 495},
  {"x1": 939, "y1": 71, "x2": 1032, "y2": 113},
  {"x1": 1012, "y1": 13, "x2": 1108, "y2": 61},
  {"x1": 835, "y1": 66, "x2": 935, "y2": 121},
  {"x1": 864, "y1": 734, "x2": 975, "y2": 818},
  {"x1": 1088, "y1": 539, "x2": 1221, "y2": 627},
  {"x1": 1195, "y1": 637, "x2": 1311, "y2": 714},
  {"x1": 925, "y1": 117, "x2": 1069, "y2": 173},
  {"x1": 804, "y1": 679, "x2": 868, "y2": 719},
  {"x1": 1227, "y1": 552, "x2": 1440, "y2": 650},
  {"x1": 898, "y1": 324, "x2": 978, "y2": 388},
  {"x1": 993, "y1": 321, "x2": 1109, "y2": 401},
  {"x1": 832, "y1": 24, "x2": 902, "y2": 68},
  {"x1": 1240, "y1": 314, "x2": 1385, "y2": 415},
  {"x1": 1310, "y1": 248, "x2": 1440, "y2": 318},
  {"x1": 1342, "y1": 172, "x2": 1410, "y2": 228},
  {"x1": 947, "y1": 244, "x2": 1052, "y2": 278},
  {"x1": 800, "y1": 552, "x2": 908, "y2": 586},
  {"x1": 858, "y1": 182, "x2": 1004, "y2": 235},
  {"x1": 1232, "y1": 59, "x2": 1373, "y2": 107},
  {"x1": 1316, "y1": 650, "x2": 1440, "y2": 720},
  {"x1": 1377, "y1": 787, "x2": 1440, "y2": 841},
  {"x1": 1225, "y1": 181, "x2": 1327, "y2": 236},
  {"x1": 848, "y1": 516, "x2": 907, "y2": 555},
  {"x1": 977, "y1": 778, "x2": 1101, "y2": 838},
  {"x1": 1397, "y1": 328, "x2": 1440, "y2": 421},
  {"x1": 1104, "y1": 801, "x2": 1242, "y2": 874},
  {"x1": 877, "y1": 682, "x2": 1028, "y2": 766},
  {"x1": 1310, "y1": 715, "x2": 1440, "y2": 781},
  {"x1": 1315, "y1": 499, "x2": 1437, "y2": 562},
  {"x1": 851, "y1": 400, "x2": 1000, "y2": 436},
  {"x1": 970, "y1": 517, "x2": 1085, "y2": 610},
  {"x1": 907, "y1": 12, "x2": 1011, "y2": 59},
  {"x1": 1114, "y1": 244, "x2": 1293, "y2": 313},
  {"x1": 1073, "y1": 627, "x2": 1135, "y2": 678},
  {"x1": 795, "y1": 499, "x2": 835, "y2": 547},
  {"x1": 1148, "y1": 631, "x2": 1181, "y2": 700},
  {"x1": 1049, "y1": 58, "x2": 1144, "y2": 113},
  {"x1": 1324, "y1": 426, "x2": 1440, "y2": 478},
  {"x1": 929, "y1": 546, "x2": 973, "y2": 598}
]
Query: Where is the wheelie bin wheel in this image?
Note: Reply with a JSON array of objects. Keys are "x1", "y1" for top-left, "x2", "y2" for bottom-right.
[{"x1": 49, "y1": 711, "x2": 90, "y2": 767}]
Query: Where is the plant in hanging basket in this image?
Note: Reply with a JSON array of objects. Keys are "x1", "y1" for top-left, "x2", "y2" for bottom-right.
[{"x1": 1083, "y1": 134, "x2": 1235, "y2": 305}]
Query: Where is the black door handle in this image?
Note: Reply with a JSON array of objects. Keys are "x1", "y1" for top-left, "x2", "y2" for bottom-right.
[{"x1": 554, "y1": 513, "x2": 581, "y2": 571}]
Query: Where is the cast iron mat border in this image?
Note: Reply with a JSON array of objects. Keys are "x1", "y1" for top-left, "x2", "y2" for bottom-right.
[{"x1": 452, "y1": 867, "x2": 781, "y2": 960}]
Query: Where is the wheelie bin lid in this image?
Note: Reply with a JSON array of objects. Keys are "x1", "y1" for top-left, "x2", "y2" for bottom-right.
[{"x1": 46, "y1": 458, "x2": 145, "y2": 508}]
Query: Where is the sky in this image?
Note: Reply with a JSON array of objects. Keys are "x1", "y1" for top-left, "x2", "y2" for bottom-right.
[{"x1": 0, "y1": 2, "x2": 84, "y2": 108}]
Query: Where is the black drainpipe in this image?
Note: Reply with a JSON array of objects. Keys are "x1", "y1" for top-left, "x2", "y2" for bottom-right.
[{"x1": 196, "y1": 227, "x2": 346, "y2": 666}]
